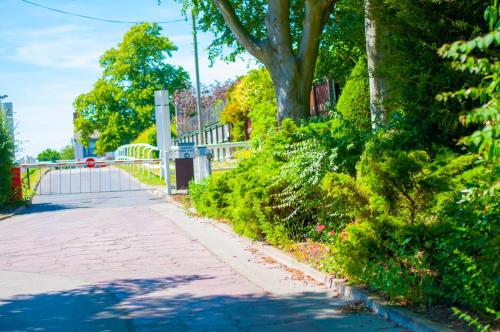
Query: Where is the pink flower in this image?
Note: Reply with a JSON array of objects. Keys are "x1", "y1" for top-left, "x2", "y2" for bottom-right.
[
  {"x1": 316, "y1": 224, "x2": 326, "y2": 232},
  {"x1": 329, "y1": 230, "x2": 335, "y2": 236}
]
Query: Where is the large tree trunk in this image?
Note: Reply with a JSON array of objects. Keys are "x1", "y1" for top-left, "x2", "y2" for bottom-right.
[
  {"x1": 365, "y1": 0, "x2": 387, "y2": 129},
  {"x1": 267, "y1": 59, "x2": 312, "y2": 123},
  {"x1": 212, "y1": 0, "x2": 334, "y2": 124},
  {"x1": 274, "y1": 75, "x2": 311, "y2": 122}
]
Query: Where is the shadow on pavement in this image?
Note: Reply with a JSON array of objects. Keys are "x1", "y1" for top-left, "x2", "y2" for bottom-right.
[
  {"x1": 18, "y1": 202, "x2": 88, "y2": 214},
  {"x1": 0, "y1": 275, "x2": 395, "y2": 332}
]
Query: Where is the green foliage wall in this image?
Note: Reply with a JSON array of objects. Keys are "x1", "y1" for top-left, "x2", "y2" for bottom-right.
[
  {"x1": 371, "y1": 0, "x2": 487, "y2": 146},
  {"x1": 188, "y1": 0, "x2": 500, "y2": 319},
  {"x1": 0, "y1": 112, "x2": 14, "y2": 206}
]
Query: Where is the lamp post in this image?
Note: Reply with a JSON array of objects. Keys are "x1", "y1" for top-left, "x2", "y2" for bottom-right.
[{"x1": 192, "y1": 12, "x2": 204, "y2": 145}]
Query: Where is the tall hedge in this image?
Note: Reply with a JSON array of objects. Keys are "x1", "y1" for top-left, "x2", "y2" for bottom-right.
[
  {"x1": 0, "y1": 112, "x2": 14, "y2": 207},
  {"x1": 336, "y1": 56, "x2": 371, "y2": 131}
]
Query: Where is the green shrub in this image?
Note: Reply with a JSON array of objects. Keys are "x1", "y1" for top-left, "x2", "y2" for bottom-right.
[
  {"x1": 221, "y1": 68, "x2": 277, "y2": 141},
  {"x1": 357, "y1": 132, "x2": 439, "y2": 223},
  {"x1": 332, "y1": 216, "x2": 437, "y2": 304},
  {"x1": 328, "y1": 142, "x2": 498, "y2": 311},
  {"x1": 250, "y1": 100, "x2": 277, "y2": 141},
  {"x1": 430, "y1": 165, "x2": 499, "y2": 312},
  {"x1": 189, "y1": 172, "x2": 230, "y2": 219},
  {"x1": 336, "y1": 56, "x2": 371, "y2": 131},
  {"x1": 0, "y1": 112, "x2": 14, "y2": 207},
  {"x1": 189, "y1": 115, "x2": 498, "y2": 316}
]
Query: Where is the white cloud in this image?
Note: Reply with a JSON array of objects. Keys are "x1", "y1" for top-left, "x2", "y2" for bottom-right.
[
  {"x1": 13, "y1": 40, "x2": 103, "y2": 69},
  {"x1": 3, "y1": 24, "x2": 113, "y2": 70}
]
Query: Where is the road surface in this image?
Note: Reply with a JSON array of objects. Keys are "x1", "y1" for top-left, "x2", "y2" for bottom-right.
[{"x1": 0, "y1": 171, "x2": 402, "y2": 331}]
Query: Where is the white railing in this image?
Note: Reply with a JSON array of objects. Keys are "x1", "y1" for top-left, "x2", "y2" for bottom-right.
[
  {"x1": 115, "y1": 143, "x2": 159, "y2": 161},
  {"x1": 115, "y1": 141, "x2": 250, "y2": 162}
]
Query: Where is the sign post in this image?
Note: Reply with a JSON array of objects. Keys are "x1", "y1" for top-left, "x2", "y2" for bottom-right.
[
  {"x1": 178, "y1": 142, "x2": 195, "y2": 159},
  {"x1": 154, "y1": 90, "x2": 172, "y2": 194}
]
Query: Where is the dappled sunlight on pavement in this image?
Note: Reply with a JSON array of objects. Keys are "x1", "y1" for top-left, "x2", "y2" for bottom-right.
[{"x1": 0, "y1": 188, "x2": 401, "y2": 331}]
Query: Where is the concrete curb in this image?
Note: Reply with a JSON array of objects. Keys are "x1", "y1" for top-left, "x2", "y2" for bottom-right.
[
  {"x1": 152, "y1": 189, "x2": 453, "y2": 332},
  {"x1": 0, "y1": 205, "x2": 27, "y2": 221},
  {"x1": 0, "y1": 213, "x2": 13, "y2": 221}
]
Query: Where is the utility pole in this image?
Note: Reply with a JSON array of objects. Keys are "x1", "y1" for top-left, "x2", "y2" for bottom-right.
[{"x1": 192, "y1": 11, "x2": 204, "y2": 144}]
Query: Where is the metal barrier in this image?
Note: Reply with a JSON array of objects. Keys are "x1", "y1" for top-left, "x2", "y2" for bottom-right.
[
  {"x1": 20, "y1": 159, "x2": 162, "y2": 195},
  {"x1": 204, "y1": 141, "x2": 249, "y2": 162},
  {"x1": 115, "y1": 141, "x2": 249, "y2": 164}
]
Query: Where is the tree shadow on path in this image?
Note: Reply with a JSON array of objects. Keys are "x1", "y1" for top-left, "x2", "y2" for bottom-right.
[{"x1": 0, "y1": 275, "x2": 400, "y2": 332}]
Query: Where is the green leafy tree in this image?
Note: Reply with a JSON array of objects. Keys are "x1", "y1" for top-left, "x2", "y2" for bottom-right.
[
  {"x1": 74, "y1": 23, "x2": 190, "y2": 154},
  {"x1": 438, "y1": 31, "x2": 500, "y2": 163},
  {"x1": 59, "y1": 145, "x2": 74, "y2": 160},
  {"x1": 485, "y1": 0, "x2": 500, "y2": 31},
  {"x1": 0, "y1": 112, "x2": 14, "y2": 206},
  {"x1": 316, "y1": 0, "x2": 366, "y2": 87},
  {"x1": 37, "y1": 149, "x2": 61, "y2": 162},
  {"x1": 179, "y1": 0, "x2": 337, "y2": 122}
]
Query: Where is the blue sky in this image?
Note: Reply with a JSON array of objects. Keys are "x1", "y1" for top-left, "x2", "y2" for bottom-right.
[{"x1": 0, "y1": 0, "x2": 255, "y2": 158}]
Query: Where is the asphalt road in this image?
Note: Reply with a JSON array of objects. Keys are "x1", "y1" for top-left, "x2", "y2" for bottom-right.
[{"x1": 0, "y1": 171, "x2": 402, "y2": 332}]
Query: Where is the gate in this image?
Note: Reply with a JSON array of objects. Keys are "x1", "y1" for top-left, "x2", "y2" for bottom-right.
[{"x1": 20, "y1": 159, "x2": 161, "y2": 195}]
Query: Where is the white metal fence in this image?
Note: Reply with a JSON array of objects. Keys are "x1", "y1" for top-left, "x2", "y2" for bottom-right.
[{"x1": 20, "y1": 159, "x2": 162, "y2": 195}]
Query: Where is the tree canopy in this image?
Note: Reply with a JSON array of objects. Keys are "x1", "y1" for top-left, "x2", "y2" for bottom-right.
[
  {"x1": 37, "y1": 149, "x2": 61, "y2": 162},
  {"x1": 74, "y1": 23, "x2": 190, "y2": 154}
]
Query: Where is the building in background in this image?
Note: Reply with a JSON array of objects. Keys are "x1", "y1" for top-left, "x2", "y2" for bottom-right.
[
  {"x1": 73, "y1": 111, "x2": 98, "y2": 160},
  {"x1": 16, "y1": 155, "x2": 36, "y2": 164},
  {"x1": 73, "y1": 133, "x2": 98, "y2": 160}
]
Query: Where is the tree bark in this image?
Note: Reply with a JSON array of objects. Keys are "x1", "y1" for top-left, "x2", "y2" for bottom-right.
[
  {"x1": 212, "y1": 0, "x2": 334, "y2": 123},
  {"x1": 270, "y1": 64, "x2": 308, "y2": 122},
  {"x1": 365, "y1": 0, "x2": 387, "y2": 129}
]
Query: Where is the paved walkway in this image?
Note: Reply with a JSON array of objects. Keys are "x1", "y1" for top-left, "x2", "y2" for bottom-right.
[{"x1": 0, "y1": 187, "x2": 402, "y2": 331}]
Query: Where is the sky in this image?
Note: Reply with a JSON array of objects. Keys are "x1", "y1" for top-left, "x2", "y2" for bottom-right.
[{"x1": 0, "y1": 0, "x2": 255, "y2": 159}]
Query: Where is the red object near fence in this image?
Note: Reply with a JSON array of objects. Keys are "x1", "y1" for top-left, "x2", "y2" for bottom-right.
[
  {"x1": 11, "y1": 167, "x2": 23, "y2": 201},
  {"x1": 86, "y1": 157, "x2": 96, "y2": 168}
]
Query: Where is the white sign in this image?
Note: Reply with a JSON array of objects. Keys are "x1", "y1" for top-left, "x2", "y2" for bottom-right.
[
  {"x1": 154, "y1": 90, "x2": 171, "y2": 153},
  {"x1": 178, "y1": 142, "x2": 195, "y2": 159}
]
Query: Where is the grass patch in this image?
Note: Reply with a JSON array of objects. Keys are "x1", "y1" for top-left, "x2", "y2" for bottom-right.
[{"x1": 116, "y1": 164, "x2": 175, "y2": 187}]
